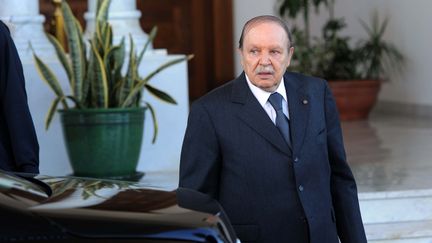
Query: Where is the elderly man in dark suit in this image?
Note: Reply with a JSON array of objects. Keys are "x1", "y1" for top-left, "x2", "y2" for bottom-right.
[
  {"x1": 0, "y1": 21, "x2": 39, "y2": 173},
  {"x1": 179, "y1": 15, "x2": 366, "y2": 243}
]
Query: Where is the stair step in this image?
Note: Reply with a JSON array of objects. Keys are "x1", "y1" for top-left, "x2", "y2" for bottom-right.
[
  {"x1": 365, "y1": 220, "x2": 432, "y2": 242},
  {"x1": 359, "y1": 189, "x2": 432, "y2": 224},
  {"x1": 359, "y1": 189, "x2": 432, "y2": 242}
]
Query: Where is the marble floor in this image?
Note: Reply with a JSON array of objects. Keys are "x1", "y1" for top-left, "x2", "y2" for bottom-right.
[
  {"x1": 343, "y1": 112, "x2": 432, "y2": 193},
  {"x1": 141, "y1": 112, "x2": 432, "y2": 194}
]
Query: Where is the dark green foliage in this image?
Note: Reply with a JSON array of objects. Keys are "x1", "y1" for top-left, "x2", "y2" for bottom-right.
[{"x1": 277, "y1": 0, "x2": 404, "y2": 81}]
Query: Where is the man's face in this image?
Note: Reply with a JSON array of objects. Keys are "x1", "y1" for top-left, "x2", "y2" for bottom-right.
[{"x1": 239, "y1": 22, "x2": 294, "y2": 92}]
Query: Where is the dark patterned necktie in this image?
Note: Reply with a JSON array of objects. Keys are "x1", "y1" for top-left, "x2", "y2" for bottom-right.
[{"x1": 268, "y1": 92, "x2": 291, "y2": 148}]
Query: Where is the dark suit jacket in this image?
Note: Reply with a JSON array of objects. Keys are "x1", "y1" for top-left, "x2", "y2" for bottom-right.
[
  {"x1": 179, "y1": 72, "x2": 367, "y2": 243},
  {"x1": 0, "y1": 21, "x2": 39, "y2": 173}
]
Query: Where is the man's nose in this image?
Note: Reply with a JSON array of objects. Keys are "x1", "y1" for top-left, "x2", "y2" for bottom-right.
[{"x1": 259, "y1": 53, "x2": 271, "y2": 65}]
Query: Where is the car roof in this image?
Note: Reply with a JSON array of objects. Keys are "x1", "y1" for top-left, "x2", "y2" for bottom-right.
[{"x1": 0, "y1": 171, "x2": 236, "y2": 242}]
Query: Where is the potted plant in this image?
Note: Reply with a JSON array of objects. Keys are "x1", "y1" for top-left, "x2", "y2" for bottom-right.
[
  {"x1": 277, "y1": 0, "x2": 404, "y2": 120},
  {"x1": 33, "y1": 0, "x2": 192, "y2": 178}
]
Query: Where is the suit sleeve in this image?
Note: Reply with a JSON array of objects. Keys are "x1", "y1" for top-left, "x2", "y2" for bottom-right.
[
  {"x1": 179, "y1": 101, "x2": 221, "y2": 199},
  {"x1": 0, "y1": 22, "x2": 39, "y2": 173},
  {"x1": 324, "y1": 82, "x2": 367, "y2": 243}
]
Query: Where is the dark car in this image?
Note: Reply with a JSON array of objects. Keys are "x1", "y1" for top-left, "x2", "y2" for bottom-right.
[{"x1": 0, "y1": 170, "x2": 238, "y2": 243}]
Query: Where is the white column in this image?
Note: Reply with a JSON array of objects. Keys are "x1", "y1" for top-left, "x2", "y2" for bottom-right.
[
  {"x1": 84, "y1": 0, "x2": 156, "y2": 52},
  {"x1": 0, "y1": 0, "x2": 55, "y2": 60}
]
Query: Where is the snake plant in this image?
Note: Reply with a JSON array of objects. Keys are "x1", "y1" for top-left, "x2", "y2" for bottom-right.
[{"x1": 33, "y1": 0, "x2": 192, "y2": 143}]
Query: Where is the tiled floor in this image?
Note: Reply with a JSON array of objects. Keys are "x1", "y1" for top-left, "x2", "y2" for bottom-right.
[
  {"x1": 343, "y1": 113, "x2": 432, "y2": 193},
  {"x1": 142, "y1": 112, "x2": 432, "y2": 194}
]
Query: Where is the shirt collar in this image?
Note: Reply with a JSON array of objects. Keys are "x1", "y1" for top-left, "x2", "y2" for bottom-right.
[{"x1": 245, "y1": 74, "x2": 288, "y2": 107}]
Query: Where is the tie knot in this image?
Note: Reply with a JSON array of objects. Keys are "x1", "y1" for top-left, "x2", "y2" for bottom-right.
[{"x1": 268, "y1": 92, "x2": 283, "y2": 111}]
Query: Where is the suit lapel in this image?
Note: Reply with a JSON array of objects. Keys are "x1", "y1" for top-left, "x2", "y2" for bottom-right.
[
  {"x1": 285, "y1": 73, "x2": 310, "y2": 154},
  {"x1": 231, "y1": 73, "x2": 291, "y2": 156}
]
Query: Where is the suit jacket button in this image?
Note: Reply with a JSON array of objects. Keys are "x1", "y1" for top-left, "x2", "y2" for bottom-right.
[
  {"x1": 299, "y1": 185, "x2": 304, "y2": 192},
  {"x1": 302, "y1": 99, "x2": 308, "y2": 105},
  {"x1": 294, "y1": 157, "x2": 299, "y2": 163}
]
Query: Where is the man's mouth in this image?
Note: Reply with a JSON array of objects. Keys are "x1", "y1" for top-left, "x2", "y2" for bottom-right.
[
  {"x1": 255, "y1": 65, "x2": 275, "y2": 79},
  {"x1": 257, "y1": 72, "x2": 274, "y2": 78}
]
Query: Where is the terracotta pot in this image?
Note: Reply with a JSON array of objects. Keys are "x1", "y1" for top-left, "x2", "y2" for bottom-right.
[{"x1": 328, "y1": 80, "x2": 381, "y2": 121}]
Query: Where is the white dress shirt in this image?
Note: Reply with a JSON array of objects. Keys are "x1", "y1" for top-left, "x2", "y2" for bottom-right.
[{"x1": 245, "y1": 74, "x2": 290, "y2": 124}]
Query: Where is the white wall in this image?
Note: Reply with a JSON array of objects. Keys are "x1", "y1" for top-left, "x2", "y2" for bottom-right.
[
  {"x1": 233, "y1": 0, "x2": 432, "y2": 106},
  {"x1": 318, "y1": 0, "x2": 432, "y2": 106},
  {"x1": 366, "y1": 0, "x2": 432, "y2": 106}
]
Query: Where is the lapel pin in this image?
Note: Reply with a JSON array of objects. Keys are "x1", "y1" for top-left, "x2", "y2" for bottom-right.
[{"x1": 302, "y1": 99, "x2": 308, "y2": 105}]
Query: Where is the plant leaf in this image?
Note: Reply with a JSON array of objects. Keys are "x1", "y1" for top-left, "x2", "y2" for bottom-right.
[
  {"x1": 74, "y1": 18, "x2": 86, "y2": 59},
  {"x1": 119, "y1": 35, "x2": 137, "y2": 105},
  {"x1": 96, "y1": 0, "x2": 103, "y2": 14},
  {"x1": 103, "y1": 23, "x2": 112, "y2": 53},
  {"x1": 65, "y1": 95, "x2": 83, "y2": 108},
  {"x1": 121, "y1": 55, "x2": 193, "y2": 107},
  {"x1": 144, "y1": 84, "x2": 177, "y2": 104},
  {"x1": 113, "y1": 37, "x2": 125, "y2": 87},
  {"x1": 44, "y1": 95, "x2": 81, "y2": 130},
  {"x1": 45, "y1": 96, "x2": 68, "y2": 130},
  {"x1": 145, "y1": 102, "x2": 158, "y2": 144},
  {"x1": 359, "y1": 18, "x2": 372, "y2": 36},
  {"x1": 89, "y1": 40, "x2": 109, "y2": 108},
  {"x1": 137, "y1": 26, "x2": 158, "y2": 65},
  {"x1": 113, "y1": 37, "x2": 126, "y2": 72},
  {"x1": 46, "y1": 34, "x2": 72, "y2": 84},
  {"x1": 104, "y1": 45, "x2": 120, "y2": 89},
  {"x1": 74, "y1": 18, "x2": 88, "y2": 103},
  {"x1": 61, "y1": 0, "x2": 85, "y2": 101},
  {"x1": 45, "y1": 96, "x2": 63, "y2": 130},
  {"x1": 96, "y1": 0, "x2": 112, "y2": 22},
  {"x1": 33, "y1": 53, "x2": 66, "y2": 99},
  {"x1": 378, "y1": 16, "x2": 389, "y2": 38}
]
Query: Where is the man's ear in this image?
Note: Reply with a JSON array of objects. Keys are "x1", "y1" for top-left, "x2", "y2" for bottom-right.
[
  {"x1": 286, "y1": 47, "x2": 295, "y2": 68},
  {"x1": 288, "y1": 46, "x2": 294, "y2": 59},
  {"x1": 238, "y1": 48, "x2": 245, "y2": 68}
]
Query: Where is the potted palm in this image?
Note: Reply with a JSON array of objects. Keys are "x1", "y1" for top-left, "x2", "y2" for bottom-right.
[
  {"x1": 278, "y1": 0, "x2": 404, "y2": 120},
  {"x1": 33, "y1": 0, "x2": 192, "y2": 178}
]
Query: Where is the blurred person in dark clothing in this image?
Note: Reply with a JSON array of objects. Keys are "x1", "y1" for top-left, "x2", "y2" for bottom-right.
[{"x1": 0, "y1": 21, "x2": 39, "y2": 173}]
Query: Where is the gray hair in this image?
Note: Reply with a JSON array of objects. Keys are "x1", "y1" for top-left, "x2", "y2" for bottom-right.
[{"x1": 238, "y1": 15, "x2": 293, "y2": 49}]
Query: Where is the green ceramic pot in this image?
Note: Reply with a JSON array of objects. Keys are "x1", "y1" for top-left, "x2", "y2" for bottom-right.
[{"x1": 59, "y1": 107, "x2": 145, "y2": 178}]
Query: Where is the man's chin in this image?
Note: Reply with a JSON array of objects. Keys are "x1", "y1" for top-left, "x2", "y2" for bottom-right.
[{"x1": 258, "y1": 82, "x2": 278, "y2": 92}]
